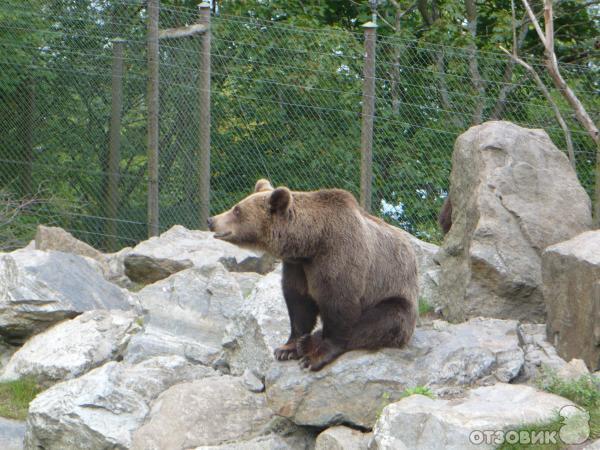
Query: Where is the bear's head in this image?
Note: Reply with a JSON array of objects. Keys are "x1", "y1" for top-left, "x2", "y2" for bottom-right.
[{"x1": 207, "y1": 179, "x2": 293, "y2": 255}]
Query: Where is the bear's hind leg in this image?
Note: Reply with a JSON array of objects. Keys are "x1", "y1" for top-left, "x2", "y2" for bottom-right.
[
  {"x1": 296, "y1": 330, "x2": 345, "y2": 371},
  {"x1": 346, "y1": 297, "x2": 416, "y2": 351}
]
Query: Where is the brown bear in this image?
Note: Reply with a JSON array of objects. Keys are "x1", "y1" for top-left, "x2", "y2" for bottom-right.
[
  {"x1": 207, "y1": 180, "x2": 418, "y2": 371},
  {"x1": 438, "y1": 196, "x2": 452, "y2": 235}
]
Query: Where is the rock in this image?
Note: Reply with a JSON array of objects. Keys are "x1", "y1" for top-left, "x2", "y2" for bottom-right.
[
  {"x1": 0, "y1": 310, "x2": 141, "y2": 385},
  {"x1": 231, "y1": 272, "x2": 264, "y2": 299},
  {"x1": 556, "y1": 359, "x2": 590, "y2": 380},
  {"x1": 192, "y1": 433, "x2": 315, "y2": 450},
  {"x1": 105, "y1": 247, "x2": 137, "y2": 289},
  {"x1": 517, "y1": 323, "x2": 572, "y2": 382},
  {"x1": 223, "y1": 271, "x2": 290, "y2": 377},
  {"x1": 404, "y1": 233, "x2": 441, "y2": 307},
  {"x1": 0, "y1": 249, "x2": 136, "y2": 344},
  {"x1": 0, "y1": 341, "x2": 17, "y2": 373},
  {"x1": 34, "y1": 225, "x2": 107, "y2": 270},
  {"x1": 543, "y1": 230, "x2": 600, "y2": 371},
  {"x1": 371, "y1": 384, "x2": 577, "y2": 450},
  {"x1": 436, "y1": 121, "x2": 592, "y2": 323},
  {"x1": 242, "y1": 368, "x2": 265, "y2": 393},
  {"x1": 25, "y1": 356, "x2": 217, "y2": 450},
  {"x1": 124, "y1": 225, "x2": 276, "y2": 284},
  {"x1": 583, "y1": 439, "x2": 600, "y2": 450},
  {"x1": 0, "y1": 417, "x2": 25, "y2": 450},
  {"x1": 124, "y1": 265, "x2": 243, "y2": 366},
  {"x1": 131, "y1": 376, "x2": 281, "y2": 449},
  {"x1": 266, "y1": 317, "x2": 524, "y2": 428},
  {"x1": 124, "y1": 254, "x2": 193, "y2": 285},
  {"x1": 315, "y1": 426, "x2": 371, "y2": 450}
]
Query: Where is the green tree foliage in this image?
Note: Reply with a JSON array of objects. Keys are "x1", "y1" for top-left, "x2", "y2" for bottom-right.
[{"x1": 0, "y1": 0, "x2": 597, "y2": 249}]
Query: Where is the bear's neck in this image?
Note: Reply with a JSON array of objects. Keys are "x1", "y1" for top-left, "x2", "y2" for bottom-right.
[{"x1": 268, "y1": 202, "x2": 327, "y2": 260}]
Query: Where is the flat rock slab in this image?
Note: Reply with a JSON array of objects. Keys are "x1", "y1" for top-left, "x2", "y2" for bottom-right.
[
  {"x1": 124, "y1": 225, "x2": 276, "y2": 284},
  {"x1": 25, "y1": 356, "x2": 217, "y2": 450},
  {"x1": 1, "y1": 310, "x2": 141, "y2": 386},
  {"x1": 0, "y1": 249, "x2": 136, "y2": 344},
  {"x1": 266, "y1": 317, "x2": 524, "y2": 428},
  {"x1": 371, "y1": 383, "x2": 580, "y2": 450},
  {"x1": 124, "y1": 265, "x2": 243, "y2": 366},
  {"x1": 131, "y1": 376, "x2": 279, "y2": 449}
]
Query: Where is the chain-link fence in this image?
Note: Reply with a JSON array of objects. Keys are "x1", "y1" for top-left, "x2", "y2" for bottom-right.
[{"x1": 1, "y1": 0, "x2": 598, "y2": 251}]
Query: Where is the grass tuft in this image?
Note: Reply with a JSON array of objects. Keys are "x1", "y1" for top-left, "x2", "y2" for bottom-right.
[
  {"x1": 0, "y1": 377, "x2": 42, "y2": 421},
  {"x1": 402, "y1": 385, "x2": 435, "y2": 399},
  {"x1": 418, "y1": 298, "x2": 433, "y2": 316}
]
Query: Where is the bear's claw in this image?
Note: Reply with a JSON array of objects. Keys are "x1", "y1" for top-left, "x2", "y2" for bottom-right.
[{"x1": 274, "y1": 342, "x2": 300, "y2": 361}]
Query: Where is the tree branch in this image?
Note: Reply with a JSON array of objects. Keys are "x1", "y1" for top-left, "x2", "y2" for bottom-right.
[
  {"x1": 465, "y1": 0, "x2": 485, "y2": 124},
  {"x1": 499, "y1": 45, "x2": 575, "y2": 169},
  {"x1": 491, "y1": 7, "x2": 531, "y2": 119},
  {"x1": 521, "y1": 0, "x2": 547, "y2": 46}
]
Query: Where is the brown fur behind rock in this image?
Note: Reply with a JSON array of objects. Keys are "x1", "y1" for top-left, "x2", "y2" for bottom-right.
[{"x1": 439, "y1": 196, "x2": 452, "y2": 235}]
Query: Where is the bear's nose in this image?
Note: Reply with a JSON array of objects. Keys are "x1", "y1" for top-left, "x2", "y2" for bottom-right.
[{"x1": 207, "y1": 217, "x2": 214, "y2": 231}]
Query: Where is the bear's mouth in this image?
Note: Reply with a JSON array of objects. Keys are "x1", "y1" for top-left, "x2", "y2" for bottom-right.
[{"x1": 213, "y1": 231, "x2": 232, "y2": 239}]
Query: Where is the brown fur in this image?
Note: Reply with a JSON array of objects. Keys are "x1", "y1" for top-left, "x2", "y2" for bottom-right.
[
  {"x1": 439, "y1": 196, "x2": 452, "y2": 235},
  {"x1": 208, "y1": 179, "x2": 419, "y2": 371}
]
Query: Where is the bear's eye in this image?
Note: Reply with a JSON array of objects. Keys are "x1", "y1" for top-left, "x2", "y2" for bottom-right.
[{"x1": 233, "y1": 205, "x2": 241, "y2": 217}]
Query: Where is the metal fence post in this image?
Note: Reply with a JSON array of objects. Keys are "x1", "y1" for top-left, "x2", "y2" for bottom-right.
[
  {"x1": 198, "y1": 2, "x2": 211, "y2": 230},
  {"x1": 360, "y1": 21, "x2": 377, "y2": 213},
  {"x1": 106, "y1": 38, "x2": 125, "y2": 250},
  {"x1": 147, "y1": 0, "x2": 160, "y2": 237}
]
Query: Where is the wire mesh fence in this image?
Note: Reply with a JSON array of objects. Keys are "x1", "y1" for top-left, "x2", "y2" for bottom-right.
[{"x1": 1, "y1": 0, "x2": 598, "y2": 251}]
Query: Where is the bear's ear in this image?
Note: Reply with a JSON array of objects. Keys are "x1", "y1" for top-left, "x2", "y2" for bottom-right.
[
  {"x1": 269, "y1": 187, "x2": 292, "y2": 214},
  {"x1": 254, "y1": 179, "x2": 274, "y2": 193}
]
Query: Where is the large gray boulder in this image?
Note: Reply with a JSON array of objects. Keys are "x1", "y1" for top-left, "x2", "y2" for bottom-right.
[
  {"x1": 124, "y1": 225, "x2": 276, "y2": 284},
  {"x1": 436, "y1": 121, "x2": 591, "y2": 323},
  {"x1": 131, "y1": 376, "x2": 289, "y2": 450},
  {"x1": 0, "y1": 310, "x2": 141, "y2": 386},
  {"x1": 266, "y1": 317, "x2": 524, "y2": 428},
  {"x1": 543, "y1": 230, "x2": 600, "y2": 371},
  {"x1": 24, "y1": 356, "x2": 217, "y2": 450},
  {"x1": 124, "y1": 264, "x2": 243, "y2": 366},
  {"x1": 0, "y1": 249, "x2": 136, "y2": 344},
  {"x1": 223, "y1": 269, "x2": 290, "y2": 377},
  {"x1": 370, "y1": 384, "x2": 580, "y2": 450}
]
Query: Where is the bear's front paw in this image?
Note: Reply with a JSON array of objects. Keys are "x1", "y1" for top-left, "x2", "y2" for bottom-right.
[{"x1": 274, "y1": 342, "x2": 299, "y2": 361}]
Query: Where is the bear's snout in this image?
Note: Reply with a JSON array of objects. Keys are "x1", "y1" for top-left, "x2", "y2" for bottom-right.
[{"x1": 207, "y1": 217, "x2": 214, "y2": 231}]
